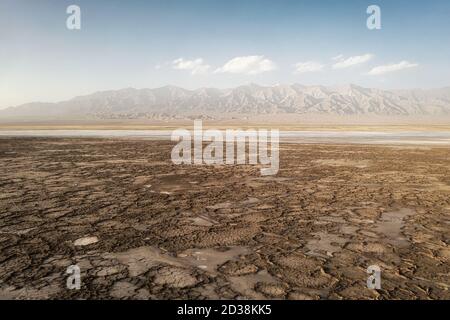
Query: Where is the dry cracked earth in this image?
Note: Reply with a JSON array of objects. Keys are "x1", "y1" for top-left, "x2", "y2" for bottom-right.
[{"x1": 0, "y1": 138, "x2": 449, "y2": 300}]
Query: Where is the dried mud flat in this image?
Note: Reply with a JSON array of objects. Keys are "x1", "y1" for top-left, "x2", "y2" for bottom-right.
[{"x1": 0, "y1": 138, "x2": 449, "y2": 300}]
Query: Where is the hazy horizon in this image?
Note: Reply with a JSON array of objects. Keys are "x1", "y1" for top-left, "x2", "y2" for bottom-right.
[
  {"x1": 2, "y1": 0, "x2": 450, "y2": 107},
  {"x1": 1, "y1": 1, "x2": 450, "y2": 303},
  {"x1": 4, "y1": 82, "x2": 450, "y2": 110}
]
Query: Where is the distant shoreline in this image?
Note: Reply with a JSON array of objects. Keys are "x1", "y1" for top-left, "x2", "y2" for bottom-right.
[
  {"x1": 1, "y1": 129, "x2": 450, "y2": 146},
  {"x1": 0, "y1": 119, "x2": 449, "y2": 132}
]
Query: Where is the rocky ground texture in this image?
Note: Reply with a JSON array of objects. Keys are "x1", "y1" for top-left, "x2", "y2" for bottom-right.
[{"x1": 0, "y1": 138, "x2": 449, "y2": 299}]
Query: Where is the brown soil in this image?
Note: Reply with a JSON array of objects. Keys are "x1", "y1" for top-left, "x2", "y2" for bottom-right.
[{"x1": 0, "y1": 138, "x2": 449, "y2": 299}]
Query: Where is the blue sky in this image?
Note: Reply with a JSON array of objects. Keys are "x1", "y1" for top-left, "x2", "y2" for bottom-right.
[{"x1": 1, "y1": 0, "x2": 450, "y2": 107}]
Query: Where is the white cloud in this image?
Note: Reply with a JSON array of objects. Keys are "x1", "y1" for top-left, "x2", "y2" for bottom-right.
[
  {"x1": 215, "y1": 55, "x2": 276, "y2": 75},
  {"x1": 332, "y1": 54, "x2": 373, "y2": 69},
  {"x1": 368, "y1": 61, "x2": 418, "y2": 75},
  {"x1": 294, "y1": 61, "x2": 324, "y2": 73},
  {"x1": 172, "y1": 58, "x2": 210, "y2": 75},
  {"x1": 331, "y1": 54, "x2": 343, "y2": 61}
]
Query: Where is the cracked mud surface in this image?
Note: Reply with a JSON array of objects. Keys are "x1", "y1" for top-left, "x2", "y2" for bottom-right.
[{"x1": 0, "y1": 138, "x2": 449, "y2": 299}]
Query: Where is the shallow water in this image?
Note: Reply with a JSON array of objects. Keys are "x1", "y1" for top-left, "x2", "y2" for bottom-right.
[
  {"x1": 375, "y1": 208, "x2": 416, "y2": 248},
  {"x1": 1, "y1": 129, "x2": 450, "y2": 145}
]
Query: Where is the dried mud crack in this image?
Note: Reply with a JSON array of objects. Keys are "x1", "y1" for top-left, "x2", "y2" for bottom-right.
[{"x1": 0, "y1": 138, "x2": 449, "y2": 299}]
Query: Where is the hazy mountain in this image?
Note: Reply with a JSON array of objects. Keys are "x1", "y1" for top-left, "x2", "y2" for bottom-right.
[{"x1": 2, "y1": 84, "x2": 450, "y2": 120}]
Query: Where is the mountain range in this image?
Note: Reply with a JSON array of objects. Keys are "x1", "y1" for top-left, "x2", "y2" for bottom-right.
[{"x1": 2, "y1": 84, "x2": 450, "y2": 120}]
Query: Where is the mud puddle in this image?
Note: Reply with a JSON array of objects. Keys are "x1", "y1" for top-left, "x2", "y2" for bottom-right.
[
  {"x1": 228, "y1": 270, "x2": 281, "y2": 299},
  {"x1": 305, "y1": 232, "x2": 348, "y2": 258},
  {"x1": 177, "y1": 246, "x2": 249, "y2": 272},
  {"x1": 374, "y1": 208, "x2": 416, "y2": 248}
]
